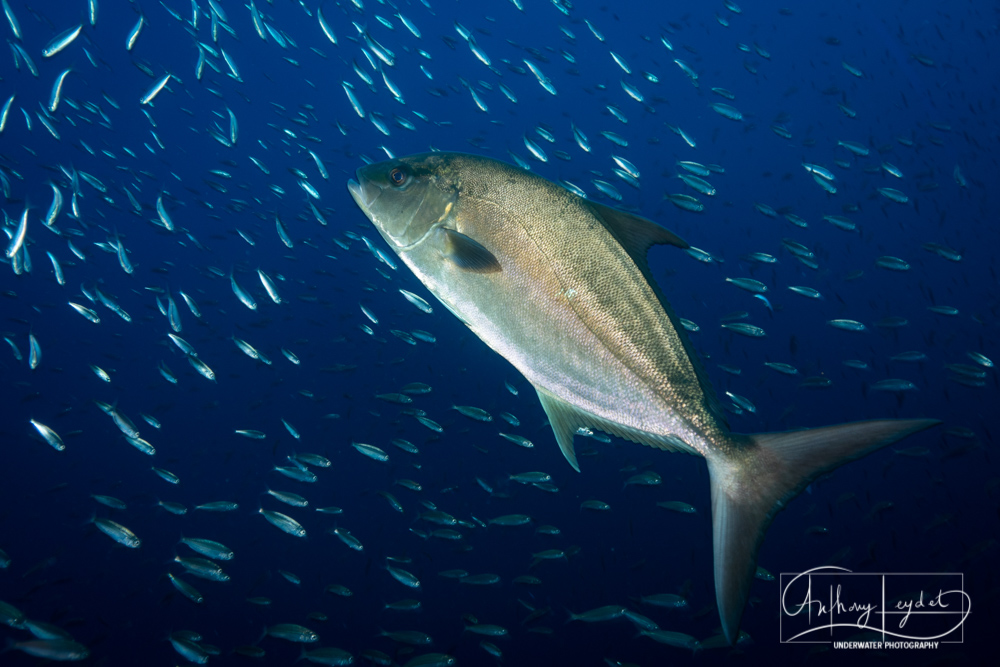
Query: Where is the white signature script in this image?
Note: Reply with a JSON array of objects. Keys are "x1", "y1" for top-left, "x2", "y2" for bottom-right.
[{"x1": 780, "y1": 566, "x2": 971, "y2": 642}]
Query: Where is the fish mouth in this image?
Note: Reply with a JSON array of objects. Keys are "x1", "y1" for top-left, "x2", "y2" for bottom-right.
[{"x1": 347, "y1": 170, "x2": 381, "y2": 213}]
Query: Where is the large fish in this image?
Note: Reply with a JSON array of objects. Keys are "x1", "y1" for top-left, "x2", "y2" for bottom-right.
[{"x1": 348, "y1": 152, "x2": 939, "y2": 643}]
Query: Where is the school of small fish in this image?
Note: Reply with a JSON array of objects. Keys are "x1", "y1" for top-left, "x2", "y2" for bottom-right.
[{"x1": 0, "y1": 0, "x2": 995, "y2": 664}]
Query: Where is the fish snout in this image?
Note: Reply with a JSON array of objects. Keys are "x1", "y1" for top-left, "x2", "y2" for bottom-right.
[{"x1": 347, "y1": 171, "x2": 382, "y2": 211}]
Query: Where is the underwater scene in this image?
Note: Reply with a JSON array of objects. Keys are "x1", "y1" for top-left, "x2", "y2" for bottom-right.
[{"x1": 0, "y1": 0, "x2": 996, "y2": 665}]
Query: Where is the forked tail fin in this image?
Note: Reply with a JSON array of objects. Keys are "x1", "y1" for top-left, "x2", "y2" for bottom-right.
[{"x1": 707, "y1": 418, "x2": 940, "y2": 644}]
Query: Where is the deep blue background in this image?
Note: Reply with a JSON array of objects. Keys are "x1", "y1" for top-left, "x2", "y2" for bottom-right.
[{"x1": 1, "y1": 0, "x2": 996, "y2": 665}]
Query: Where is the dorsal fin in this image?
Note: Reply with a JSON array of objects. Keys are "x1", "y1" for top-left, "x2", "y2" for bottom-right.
[
  {"x1": 590, "y1": 200, "x2": 727, "y2": 429},
  {"x1": 589, "y1": 201, "x2": 688, "y2": 272}
]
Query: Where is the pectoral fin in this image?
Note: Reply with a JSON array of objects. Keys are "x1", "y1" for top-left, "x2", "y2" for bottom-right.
[{"x1": 443, "y1": 228, "x2": 501, "y2": 273}]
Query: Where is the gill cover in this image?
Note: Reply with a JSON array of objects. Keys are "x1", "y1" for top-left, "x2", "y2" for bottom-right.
[{"x1": 353, "y1": 157, "x2": 458, "y2": 250}]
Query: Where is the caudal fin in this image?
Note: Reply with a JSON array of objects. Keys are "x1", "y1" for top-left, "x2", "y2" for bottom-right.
[{"x1": 708, "y1": 418, "x2": 940, "y2": 644}]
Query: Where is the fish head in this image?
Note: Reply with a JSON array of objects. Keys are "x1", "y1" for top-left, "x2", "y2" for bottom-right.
[{"x1": 348, "y1": 153, "x2": 459, "y2": 251}]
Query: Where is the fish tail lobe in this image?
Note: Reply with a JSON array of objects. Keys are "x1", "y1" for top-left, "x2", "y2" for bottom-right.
[{"x1": 708, "y1": 418, "x2": 940, "y2": 645}]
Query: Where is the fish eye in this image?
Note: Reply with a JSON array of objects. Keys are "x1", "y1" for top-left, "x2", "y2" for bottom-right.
[{"x1": 389, "y1": 166, "x2": 408, "y2": 187}]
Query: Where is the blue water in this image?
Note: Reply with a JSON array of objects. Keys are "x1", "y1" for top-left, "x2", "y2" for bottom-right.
[{"x1": 1, "y1": 0, "x2": 996, "y2": 664}]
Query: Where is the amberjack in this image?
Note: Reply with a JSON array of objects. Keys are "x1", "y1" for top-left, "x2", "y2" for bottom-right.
[{"x1": 348, "y1": 152, "x2": 939, "y2": 643}]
